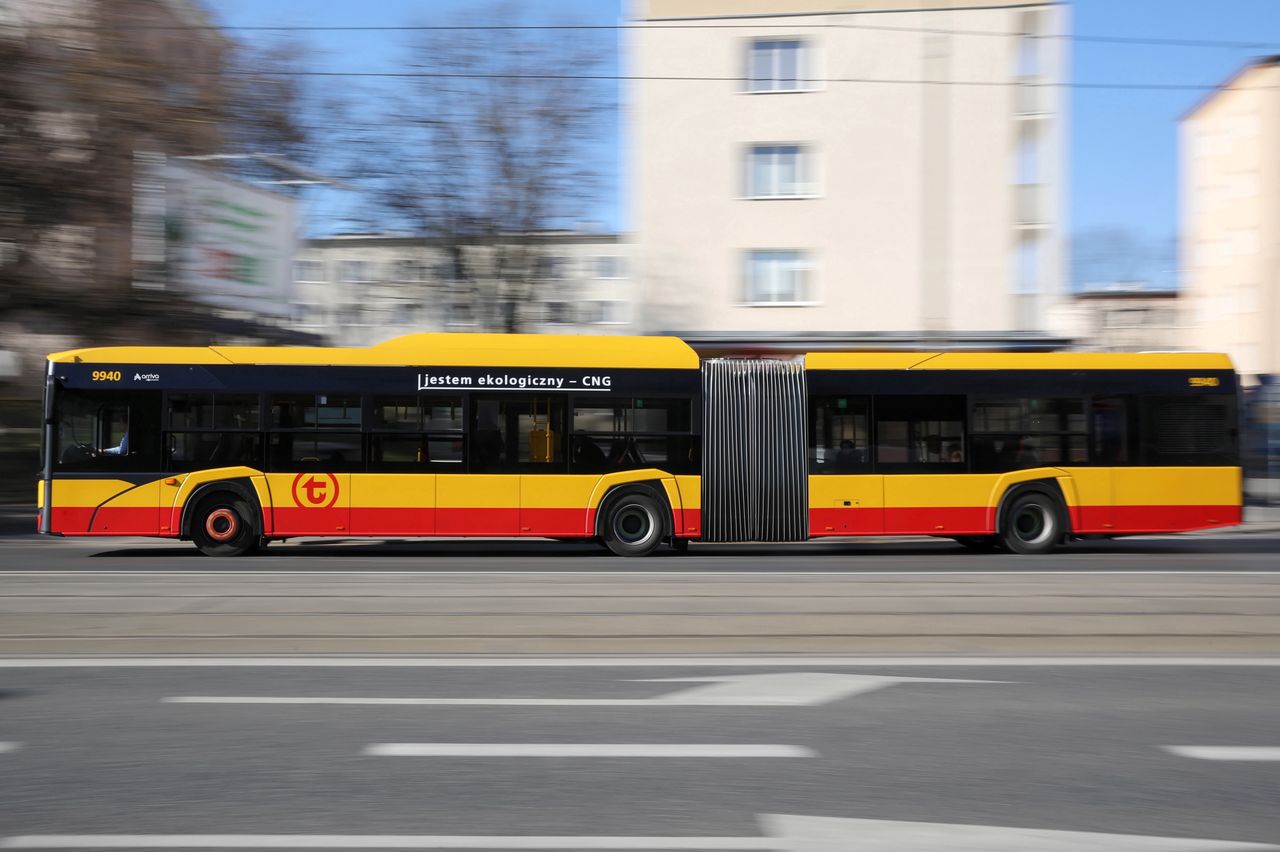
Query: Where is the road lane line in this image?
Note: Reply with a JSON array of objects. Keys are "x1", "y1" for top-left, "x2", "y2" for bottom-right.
[
  {"x1": 363, "y1": 743, "x2": 813, "y2": 758},
  {"x1": 0, "y1": 837, "x2": 773, "y2": 850},
  {"x1": 5, "y1": 656, "x2": 1280, "y2": 667},
  {"x1": 4, "y1": 570, "x2": 1280, "y2": 577},
  {"x1": 165, "y1": 673, "x2": 1005, "y2": 708},
  {"x1": 1163, "y1": 746, "x2": 1280, "y2": 761}
]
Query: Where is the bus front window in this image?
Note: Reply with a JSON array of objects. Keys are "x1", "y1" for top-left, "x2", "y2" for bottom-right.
[{"x1": 53, "y1": 388, "x2": 160, "y2": 471}]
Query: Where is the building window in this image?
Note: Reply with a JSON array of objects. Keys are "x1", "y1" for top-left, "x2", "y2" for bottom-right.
[
  {"x1": 595, "y1": 256, "x2": 625, "y2": 279},
  {"x1": 1016, "y1": 10, "x2": 1045, "y2": 77},
  {"x1": 1014, "y1": 237, "x2": 1040, "y2": 294},
  {"x1": 339, "y1": 260, "x2": 370, "y2": 283},
  {"x1": 538, "y1": 256, "x2": 567, "y2": 279},
  {"x1": 744, "y1": 250, "x2": 813, "y2": 304},
  {"x1": 294, "y1": 260, "x2": 325, "y2": 282},
  {"x1": 746, "y1": 145, "x2": 813, "y2": 198},
  {"x1": 543, "y1": 301, "x2": 569, "y2": 325},
  {"x1": 581, "y1": 300, "x2": 626, "y2": 325},
  {"x1": 747, "y1": 39, "x2": 809, "y2": 93}
]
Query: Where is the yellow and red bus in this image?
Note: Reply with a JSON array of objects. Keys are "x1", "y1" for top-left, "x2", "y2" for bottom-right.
[{"x1": 37, "y1": 334, "x2": 1241, "y2": 556}]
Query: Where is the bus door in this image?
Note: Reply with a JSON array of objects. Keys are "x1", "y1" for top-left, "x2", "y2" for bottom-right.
[
  {"x1": 266, "y1": 396, "x2": 357, "y2": 536},
  {"x1": 436, "y1": 397, "x2": 523, "y2": 535},
  {"x1": 874, "y1": 396, "x2": 975, "y2": 534},
  {"x1": 1078, "y1": 396, "x2": 1135, "y2": 532},
  {"x1": 808, "y1": 396, "x2": 882, "y2": 534},
  {"x1": 515, "y1": 396, "x2": 580, "y2": 536}
]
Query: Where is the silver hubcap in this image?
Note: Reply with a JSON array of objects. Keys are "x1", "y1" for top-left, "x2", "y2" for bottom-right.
[
  {"x1": 614, "y1": 505, "x2": 655, "y2": 546},
  {"x1": 1013, "y1": 504, "x2": 1053, "y2": 545}
]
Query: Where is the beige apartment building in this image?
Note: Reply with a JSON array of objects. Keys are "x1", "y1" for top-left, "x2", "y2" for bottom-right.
[
  {"x1": 1180, "y1": 56, "x2": 1280, "y2": 381},
  {"x1": 632, "y1": 0, "x2": 1066, "y2": 338}
]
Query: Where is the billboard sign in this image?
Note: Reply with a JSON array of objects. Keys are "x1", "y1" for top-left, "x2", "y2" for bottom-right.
[{"x1": 156, "y1": 161, "x2": 298, "y2": 316}]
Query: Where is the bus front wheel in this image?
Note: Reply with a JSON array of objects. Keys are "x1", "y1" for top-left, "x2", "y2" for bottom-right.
[
  {"x1": 191, "y1": 494, "x2": 258, "y2": 557},
  {"x1": 998, "y1": 492, "x2": 1063, "y2": 555},
  {"x1": 602, "y1": 493, "x2": 664, "y2": 557}
]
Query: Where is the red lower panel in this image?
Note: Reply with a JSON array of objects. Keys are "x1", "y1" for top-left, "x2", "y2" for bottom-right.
[
  {"x1": 51, "y1": 506, "x2": 160, "y2": 535},
  {"x1": 1109, "y1": 504, "x2": 1241, "y2": 534},
  {"x1": 436, "y1": 507, "x2": 520, "y2": 536},
  {"x1": 273, "y1": 507, "x2": 350, "y2": 536},
  {"x1": 52, "y1": 502, "x2": 1241, "y2": 541},
  {"x1": 519, "y1": 507, "x2": 594, "y2": 537},
  {"x1": 50, "y1": 507, "x2": 95, "y2": 535},
  {"x1": 678, "y1": 508, "x2": 701, "y2": 538},
  {"x1": 883, "y1": 506, "x2": 991, "y2": 535},
  {"x1": 348, "y1": 507, "x2": 433, "y2": 536},
  {"x1": 809, "y1": 507, "x2": 885, "y2": 536}
]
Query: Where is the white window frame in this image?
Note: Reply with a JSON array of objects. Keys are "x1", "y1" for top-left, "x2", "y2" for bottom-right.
[
  {"x1": 745, "y1": 39, "x2": 816, "y2": 94},
  {"x1": 742, "y1": 250, "x2": 818, "y2": 306},
  {"x1": 744, "y1": 144, "x2": 817, "y2": 199}
]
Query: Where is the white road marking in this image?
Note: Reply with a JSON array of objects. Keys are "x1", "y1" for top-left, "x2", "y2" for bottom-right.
[
  {"x1": 4, "y1": 656, "x2": 1280, "y2": 668},
  {"x1": 0, "y1": 838, "x2": 771, "y2": 850},
  {"x1": 3, "y1": 570, "x2": 1279, "y2": 577},
  {"x1": 363, "y1": 743, "x2": 813, "y2": 758},
  {"x1": 4, "y1": 816, "x2": 1276, "y2": 851},
  {"x1": 1163, "y1": 746, "x2": 1280, "y2": 761},
  {"x1": 166, "y1": 672, "x2": 1005, "y2": 708},
  {"x1": 759, "y1": 814, "x2": 1280, "y2": 851},
  {"x1": 0, "y1": 743, "x2": 18, "y2": 753}
]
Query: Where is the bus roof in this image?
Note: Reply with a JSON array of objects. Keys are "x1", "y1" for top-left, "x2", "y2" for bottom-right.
[
  {"x1": 48, "y1": 333, "x2": 702, "y2": 370},
  {"x1": 804, "y1": 352, "x2": 1236, "y2": 371}
]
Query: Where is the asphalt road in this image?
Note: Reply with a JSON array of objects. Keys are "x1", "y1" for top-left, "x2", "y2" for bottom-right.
[
  {"x1": 1, "y1": 659, "x2": 1279, "y2": 848},
  {"x1": 3, "y1": 534, "x2": 1280, "y2": 849},
  {"x1": 2, "y1": 533, "x2": 1280, "y2": 655}
]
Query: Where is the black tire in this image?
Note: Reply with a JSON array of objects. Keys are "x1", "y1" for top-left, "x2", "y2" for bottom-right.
[
  {"x1": 998, "y1": 492, "x2": 1063, "y2": 555},
  {"x1": 190, "y1": 493, "x2": 258, "y2": 557},
  {"x1": 952, "y1": 535, "x2": 999, "y2": 551},
  {"x1": 602, "y1": 492, "x2": 665, "y2": 557}
]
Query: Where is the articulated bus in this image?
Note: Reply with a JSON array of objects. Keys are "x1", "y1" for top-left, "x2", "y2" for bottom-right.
[{"x1": 37, "y1": 334, "x2": 1241, "y2": 556}]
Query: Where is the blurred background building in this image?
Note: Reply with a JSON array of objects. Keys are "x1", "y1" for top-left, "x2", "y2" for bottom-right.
[
  {"x1": 1180, "y1": 55, "x2": 1280, "y2": 384},
  {"x1": 291, "y1": 233, "x2": 635, "y2": 345},
  {"x1": 1180, "y1": 54, "x2": 1280, "y2": 497},
  {"x1": 632, "y1": 0, "x2": 1067, "y2": 341},
  {"x1": 1049, "y1": 286, "x2": 1181, "y2": 352}
]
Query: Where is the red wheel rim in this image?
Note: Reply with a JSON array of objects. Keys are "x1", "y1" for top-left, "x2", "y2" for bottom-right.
[{"x1": 205, "y1": 508, "x2": 238, "y2": 542}]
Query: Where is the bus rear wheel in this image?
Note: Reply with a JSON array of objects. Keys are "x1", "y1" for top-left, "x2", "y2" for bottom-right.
[
  {"x1": 603, "y1": 493, "x2": 664, "y2": 557},
  {"x1": 999, "y1": 492, "x2": 1063, "y2": 555},
  {"x1": 191, "y1": 494, "x2": 257, "y2": 557}
]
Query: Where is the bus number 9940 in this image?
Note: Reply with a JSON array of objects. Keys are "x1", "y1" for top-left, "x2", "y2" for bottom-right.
[{"x1": 91, "y1": 370, "x2": 122, "y2": 382}]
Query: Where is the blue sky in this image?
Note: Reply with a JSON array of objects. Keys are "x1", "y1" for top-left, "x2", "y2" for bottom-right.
[{"x1": 216, "y1": 0, "x2": 1279, "y2": 250}]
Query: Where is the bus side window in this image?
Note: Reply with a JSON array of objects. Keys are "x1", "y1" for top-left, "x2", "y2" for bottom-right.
[
  {"x1": 874, "y1": 396, "x2": 966, "y2": 468},
  {"x1": 1091, "y1": 396, "x2": 1133, "y2": 465},
  {"x1": 809, "y1": 396, "x2": 870, "y2": 473}
]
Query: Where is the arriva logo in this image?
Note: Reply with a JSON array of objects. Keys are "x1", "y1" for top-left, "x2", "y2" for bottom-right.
[{"x1": 134, "y1": 373, "x2": 160, "y2": 382}]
